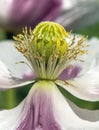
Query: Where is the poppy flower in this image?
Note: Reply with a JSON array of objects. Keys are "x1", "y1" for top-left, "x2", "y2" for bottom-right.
[{"x1": 0, "y1": 22, "x2": 99, "y2": 130}]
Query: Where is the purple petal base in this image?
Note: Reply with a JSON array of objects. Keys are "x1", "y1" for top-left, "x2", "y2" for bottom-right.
[
  {"x1": 59, "y1": 65, "x2": 81, "y2": 80},
  {"x1": 16, "y1": 82, "x2": 61, "y2": 130},
  {"x1": 22, "y1": 70, "x2": 36, "y2": 80}
]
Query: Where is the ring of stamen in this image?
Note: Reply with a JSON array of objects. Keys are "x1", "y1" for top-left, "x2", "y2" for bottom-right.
[{"x1": 13, "y1": 21, "x2": 88, "y2": 80}]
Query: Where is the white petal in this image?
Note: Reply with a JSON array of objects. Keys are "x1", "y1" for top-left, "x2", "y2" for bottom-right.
[
  {"x1": 0, "y1": 0, "x2": 13, "y2": 25},
  {"x1": 56, "y1": 58, "x2": 99, "y2": 101},
  {"x1": 53, "y1": 86, "x2": 99, "y2": 130},
  {"x1": 0, "y1": 100, "x2": 25, "y2": 130},
  {"x1": 71, "y1": 65, "x2": 99, "y2": 101},
  {"x1": 56, "y1": 38, "x2": 99, "y2": 101},
  {"x1": 0, "y1": 82, "x2": 99, "y2": 130},
  {"x1": 56, "y1": 65, "x2": 99, "y2": 101},
  {"x1": 0, "y1": 59, "x2": 34, "y2": 90},
  {"x1": 77, "y1": 37, "x2": 99, "y2": 76},
  {"x1": 62, "y1": 0, "x2": 76, "y2": 10},
  {"x1": 0, "y1": 40, "x2": 31, "y2": 78},
  {"x1": 68, "y1": 38, "x2": 99, "y2": 101},
  {"x1": 0, "y1": 79, "x2": 34, "y2": 91},
  {"x1": 65, "y1": 37, "x2": 99, "y2": 77}
]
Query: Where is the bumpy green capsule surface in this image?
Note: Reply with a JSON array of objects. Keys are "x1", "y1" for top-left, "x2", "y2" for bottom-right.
[{"x1": 33, "y1": 21, "x2": 69, "y2": 61}]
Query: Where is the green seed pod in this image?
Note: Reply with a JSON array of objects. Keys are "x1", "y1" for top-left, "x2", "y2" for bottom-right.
[{"x1": 33, "y1": 21, "x2": 69, "y2": 62}]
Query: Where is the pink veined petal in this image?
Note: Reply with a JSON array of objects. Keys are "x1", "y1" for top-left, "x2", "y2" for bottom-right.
[
  {"x1": 0, "y1": 81, "x2": 99, "y2": 130},
  {"x1": 1, "y1": 0, "x2": 62, "y2": 30},
  {"x1": 0, "y1": 60, "x2": 34, "y2": 91},
  {"x1": 16, "y1": 81, "x2": 61, "y2": 130},
  {"x1": 0, "y1": 81, "x2": 61, "y2": 130}
]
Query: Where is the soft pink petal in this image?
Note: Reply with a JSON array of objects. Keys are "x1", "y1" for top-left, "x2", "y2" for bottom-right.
[
  {"x1": 16, "y1": 81, "x2": 61, "y2": 130},
  {"x1": 0, "y1": 81, "x2": 61, "y2": 130},
  {"x1": 0, "y1": 0, "x2": 62, "y2": 30},
  {"x1": 0, "y1": 81, "x2": 99, "y2": 130}
]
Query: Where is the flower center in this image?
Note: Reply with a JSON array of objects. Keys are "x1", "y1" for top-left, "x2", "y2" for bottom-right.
[
  {"x1": 13, "y1": 21, "x2": 88, "y2": 80},
  {"x1": 33, "y1": 22, "x2": 68, "y2": 62}
]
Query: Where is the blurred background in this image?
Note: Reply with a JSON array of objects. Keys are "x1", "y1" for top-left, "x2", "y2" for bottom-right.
[{"x1": 0, "y1": 0, "x2": 99, "y2": 109}]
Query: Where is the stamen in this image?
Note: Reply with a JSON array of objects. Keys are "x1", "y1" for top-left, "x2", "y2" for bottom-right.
[
  {"x1": 16, "y1": 61, "x2": 33, "y2": 71},
  {"x1": 13, "y1": 21, "x2": 88, "y2": 80}
]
